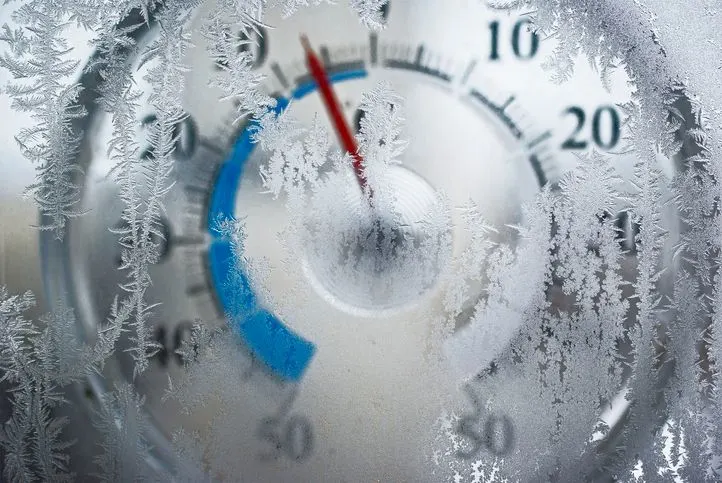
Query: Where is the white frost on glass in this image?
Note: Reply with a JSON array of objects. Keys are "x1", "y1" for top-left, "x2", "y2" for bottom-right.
[{"x1": 0, "y1": 0, "x2": 721, "y2": 481}]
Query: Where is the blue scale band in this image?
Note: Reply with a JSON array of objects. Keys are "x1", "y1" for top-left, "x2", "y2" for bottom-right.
[{"x1": 208, "y1": 69, "x2": 368, "y2": 381}]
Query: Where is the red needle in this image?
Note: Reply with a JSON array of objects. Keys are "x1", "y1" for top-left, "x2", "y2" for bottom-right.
[{"x1": 301, "y1": 34, "x2": 368, "y2": 195}]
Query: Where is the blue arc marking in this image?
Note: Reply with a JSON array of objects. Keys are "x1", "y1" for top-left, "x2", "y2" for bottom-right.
[{"x1": 208, "y1": 69, "x2": 368, "y2": 381}]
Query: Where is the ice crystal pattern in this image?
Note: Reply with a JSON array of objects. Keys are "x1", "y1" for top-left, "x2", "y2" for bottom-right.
[{"x1": 1, "y1": 0, "x2": 721, "y2": 482}]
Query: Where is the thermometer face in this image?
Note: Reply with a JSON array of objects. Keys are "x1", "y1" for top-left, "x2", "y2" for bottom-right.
[{"x1": 44, "y1": 0, "x2": 678, "y2": 480}]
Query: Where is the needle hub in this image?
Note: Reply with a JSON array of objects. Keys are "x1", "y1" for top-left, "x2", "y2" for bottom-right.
[{"x1": 301, "y1": 165, "x2": 451, "y2": 315}]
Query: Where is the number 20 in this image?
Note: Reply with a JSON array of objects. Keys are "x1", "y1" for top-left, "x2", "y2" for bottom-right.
[{"x1": 562, "y1": 106, "x2": 621, "y2": 150}]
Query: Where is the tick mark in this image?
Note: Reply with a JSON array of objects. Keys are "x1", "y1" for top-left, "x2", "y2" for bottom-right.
[
  {"x1": 184, "y1": 185, "x2": 209, "y2": 195},
  {"x1": 271, "y1": 62, "x2": 290, "y2": 89},
  {"x1": 415, "y1": 45, "x2": 424, "y2": 65},
  {"x1": 199, "y1": 139, "x2": 225, "y2": 157},
  {"x1": 319, "y1": 46, "x2": 332, "y2": 65},
  {"x1": 468, "y1": 89, "x2": 523, "y2": 139},
  {"x1": 173, "y1": 235, "x2": 206, "y2": 246},
  {"x1": 460, "y1": 59, "x2": 477, "y2": 85},
  {"x1": 184, "y1": 185, "x2": 209, "y2": 207},
  {"x1": 529, "y1": 154, "x2": 548, "y2": 187},
  {"x1": 370, "y1": 33, "x2": 378, "y2": 65},
  {"x1": 186, "y1": 283, "x2": 209, "y2": 297},
  {"x1": 527, "y1": 130, "x2": 552, "y2": 150},
  {"x1": 500, "y1": 96, "x2": 516, "y2": 111},
  {"x1": 384, "y1": 43, "x2": 451, "y2": 82}
]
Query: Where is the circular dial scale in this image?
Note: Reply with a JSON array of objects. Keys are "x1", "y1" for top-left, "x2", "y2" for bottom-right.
[{"x1": 53, "y1": 0, "x2": 664, "y2": 480}]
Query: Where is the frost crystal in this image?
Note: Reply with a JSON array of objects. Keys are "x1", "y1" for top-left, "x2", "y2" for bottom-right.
[
  {"x1": 348, "y1": 0, "x2": 389, "y2": 30},
  {"x1": 0, "y1": 3, "x2": 87, "y2": 239},
  {"x1": 1, "y1": 0, "x2": 721, "y2": 481},
  {"x1": 92, "y1": 384, "x2": 151, "y2": 482},
  {"x1": 0, "y1": 290, "x2": 117, "y2": 481}
]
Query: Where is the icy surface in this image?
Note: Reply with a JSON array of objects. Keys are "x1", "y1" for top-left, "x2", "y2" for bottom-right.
[{"x1": 0, "y1": 0, "x2": 721, "y2": 481}]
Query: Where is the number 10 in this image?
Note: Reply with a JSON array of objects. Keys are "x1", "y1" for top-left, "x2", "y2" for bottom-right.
[{"x1": 489, "y1": 19, "x2": 539, "y2": 61}]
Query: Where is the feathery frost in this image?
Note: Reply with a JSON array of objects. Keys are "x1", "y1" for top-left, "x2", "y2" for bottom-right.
[{"x1": 0, "y1": 0, "x2": 720, "y2": 481}]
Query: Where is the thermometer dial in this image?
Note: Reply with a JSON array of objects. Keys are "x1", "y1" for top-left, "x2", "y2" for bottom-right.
[{"x1": 40, "y1": 1, "x2": 682, "y2": 480}]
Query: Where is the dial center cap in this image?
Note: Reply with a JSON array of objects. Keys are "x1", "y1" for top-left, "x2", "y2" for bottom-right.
[{"x1": 302, "y1": 164, "x2": 451, "y2": 315}]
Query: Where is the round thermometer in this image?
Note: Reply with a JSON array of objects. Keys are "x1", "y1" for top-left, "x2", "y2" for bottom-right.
[{"x1": 39, "y1": 0, "x2": 687, "y2": 480}]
